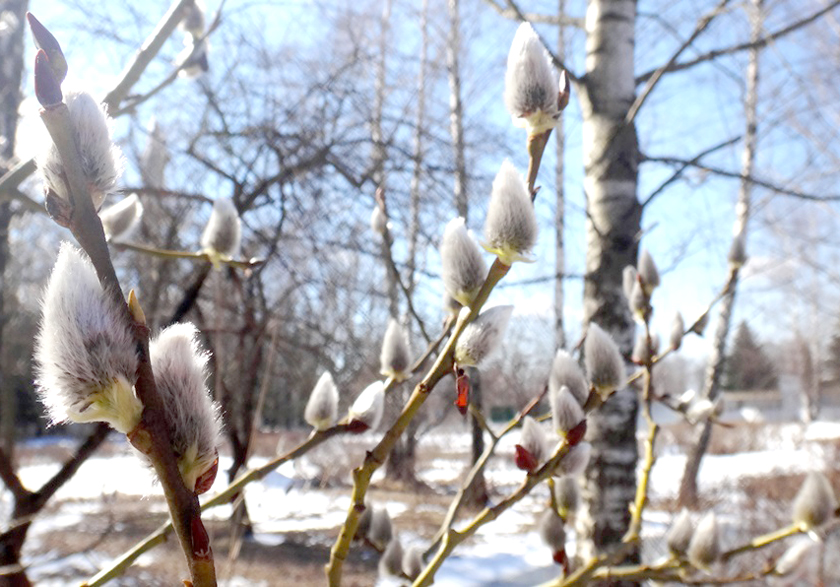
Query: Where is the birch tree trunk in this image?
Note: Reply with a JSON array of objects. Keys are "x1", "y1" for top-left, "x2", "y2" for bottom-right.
[
  {"x1": 0, "y1": 0, "x2": 28, "y2": 461},
  {"x1": 576, "y1": 0, "x2": 641, "y2": 575},
  {"x1": 678, "y1": 0, "x2": 763, "y2": 508},
  {"x1": 446, "y1": 0, "x2": 468, "y2": 221}
]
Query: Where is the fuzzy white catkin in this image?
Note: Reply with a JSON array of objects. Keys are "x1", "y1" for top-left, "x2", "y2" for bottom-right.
[
  {"x1": 35, "y1": 243, "x2": 141, "y2": 434},
  {"x1": 549, "y1": 350, "x2": 589, "y2": 407},
  {"x1": 99, "y1": 193, "x2": 143, "y2": 240},
  {"x1": 348, "y1": 381, "x2": 385, "y2": 430},
  {"x1": 638, "y1": 249, "x2": 660, "y2": 293},
  {"x1": 687, "y1": 512, "x2": 719, "y2": 571},
  {"x1": 378, "y1": 537, "x2": 403, "y2": 578},
  {"x1": 140, "y1": 118, "x2": 169, "y2": 189},
  {"x1": 454, "y1": 305, "x2": 514, "y2": 366},
  {"x1": 304, "y1": 371, "x2": 339, "y2": 431},
  {"x1": 149, "y1": 323, "x2": 222, "y2": 493},
  {"x1": 584, "y1": 323, "x2": 626, "y2": 397},
  {"x1": 557, "y1": 441, "x2": 591, "y2": 477},
  {"x1": 551, "y1": 385, "x2": 585, "y2": 435},
  {"x1": 370, "y1": 205, "x2": 389, "y2": 235},
  {"x1": 367, "y1": 507, "x2": 393, "y2": 549},
  {"x1": 201, "y1": 197, "x2": 241, "y2": 260},
  {"x1": 538, "y1": 509, "x2": 566, "y2": 552},
  {"x1": 177, "y1": 37, "x2": 210, "y2": 79},
  {"x1": 554, "y1": 475, "x2": 580, "y2": 517},
  {"x1": 440, "y1": 217, "x2": 487, "y2": 306},
  {"x1": 402, "y1": 545, "x2": 425, "y2": 580},
  {"x1": 774, "y1": 537, "x2": 817, "y2": 576},
  {"x1": 483, "y1": 160, "x2": 538, "y2": 265},
  {"x1": 504, "y1": 23, "x2": 559, "y2": 135},
  {"x1": 180, "y1": 0, "x2": 206, "y2": 36},
  {"x1": 379, "y1": 319, "x2": 411, "y2": 381},
  {"x1": 792, "y1": 471, "x2": 837, "y2": 529},
  {"x1": 666, "y1": 509, "x2": 693, "y2": 556},
  {"x1": 670, "y1": 312, "x2": 685, "y2": 351},
  {"x1": 38, "y1": 90, "x2": 122, "y2": 209},
  {"x1": 519, "y1": 416, "x2": 549, "y2": 466}
]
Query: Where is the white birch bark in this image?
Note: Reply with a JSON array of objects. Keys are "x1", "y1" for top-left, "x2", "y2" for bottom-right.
[
  {"x1": 555, "y1": 0, "x2": 567, "y2": 350},
  {"x1": 446, "y1": 0, "x2": 468, "y2": 220},
  {"x1": 576, "y1": 0, "x2": 642, "y2": 569}
]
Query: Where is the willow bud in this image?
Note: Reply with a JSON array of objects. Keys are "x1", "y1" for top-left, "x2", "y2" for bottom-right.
[
  {"x1": 150, "y1": 323, "x2": 222, "y2": 494},
  {"x1": 557, "y1": 441, "x2": 591, "y2": 477},
  {"x1": 348, "y1": 381, "x2": 385, "y2": 431},
  {"x1": 35, "y1": 244, "x2": 141, "y2": 434},
  {"x1": 538, "y1": 508, "x2": 566, "y2": 556},
  {"x1": 551, "y1": 385, "x2": 585, "y2": 436},
  {"x1": 370, "y1": 205, "x2": 389, "y2": 235},
  {"x1": 37, "y1": 90, "x2": 123, "y2": 209},
  {"x1": 638, "y1": 249, "x2": 660, "y2": 294},
  {"x1": 454, "y1": 305, "x2": 513, "y2": 366},
  {"x1": 201, "y1": 197, "x2": 241, "y2": 264},
  {"x1": 622, "y1": 265, "x2": 638, "y2": 301},
  {"x1": 99, "y1": 194, "x2": 143, "y2": 241},
  {"x1": 670, "y1": 312, "x2": 685, "y2": 351},
  {"x1": 304, "y1": 371, "x2": 339, "y2": 431},
  {"x1": 549, "y1": 350, "x2": 589, "y2": 407},
  {"x1": 554, "y1": 476, "x2": 580, "y2": 518},
  {"x1": 774, "y1": 537, "x2": 817, "y2": 577},
  {"x1": 792, "y1": 471, "x2": 837, "y2": 530},
  {"x1": 687, "y1": 512, "x2": 719, "y2": 571},
  {"x1": 402, "y1": 545, "x2": 425, "y2": 580},
  {"x1": 482, "y1": 160, "x2": 538, "y2": 265},
  {"x1": 441, "y1": 217, "x2": 487, "y2": 306},
  {"x1": 504, "y1": 23, "x2": 560, "y2": 136},
  {"x1": 380, "y1": 319, "x2": 412, "y2": 382},
  {"x1": 516, "y1": 416, "x2": 548, "y2": 472},
  {"x1": 378, "y1": 537, "x2": 403, "y2": 577},
  {"x1": 666, "y1": 509, "x2": 693, "y2": 557},
  {"x1": 584, "y1": 323, "x2": 626, "y2": 398},
  {"x1": 367, "y1": 507, "x2": 393, "y2": 549}
]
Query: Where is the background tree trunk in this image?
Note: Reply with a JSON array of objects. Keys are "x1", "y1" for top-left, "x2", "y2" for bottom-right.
[
  {"x1": 554, "y1": 0, "x2": 567, "y2": 351},
  {"x1": 577, "y1": 0, "x2": 641, "y2": 579},
  {"x1": 678, "y1": 0, "x2": 763, "y2": 509}
]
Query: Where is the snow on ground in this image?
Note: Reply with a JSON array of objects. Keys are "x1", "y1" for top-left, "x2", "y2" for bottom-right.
[{"x1": 3, "y1": 420, "x2": 839, "y2": 585}]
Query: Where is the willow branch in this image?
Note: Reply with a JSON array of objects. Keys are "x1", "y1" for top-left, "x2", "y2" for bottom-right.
[
  {"x1": 0, "y1": 447, "x2": 27, "y2": 500},
  {"x1": 110, "y1": 240, "x2": 263, "y2": 271},
  {"x1": 326, "y1": 259, "x2": 511, "y2": 586},
  {"x1": 40, "y1": 97, "x2": 215, "y2": 586}
]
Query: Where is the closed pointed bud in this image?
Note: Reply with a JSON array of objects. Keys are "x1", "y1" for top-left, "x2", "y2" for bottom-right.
[
  {"x1": 201, "y1": 197, "x2": 241, "y2": 263},
  {"x1": 180, "y1": 0, "x2": 206, "y2": 37},
  {"x1": 584, "y1": 323, "x2": 625, "y2": 398},
  {"x1": 367, "y1": 507, "x2": 393, "y2": 549},
  {"x1": 378, "y1": 537, "x2": 403, "y2": 577},
  {"x1": 557, "y1": 441, "x2": 591, "y2": 476},
  {"x1": 538, "y1": 508, "x2": 566, "y2": 554},
  {"x1": 554, "y1": 476, "x2": 580, "y2": 518},
  {"x1": 687, "y1": 512, "x2": 719, "y2": 571},
  {"x1": 686, "y1": 397, "x2": 722, "y2": 424},
  {"x1": 728, "y1": 235, "x2": 746, "y2": 268},
  {"x1": 35, "y1": 244, "x2": 141, "y2": 434},
  {"x1": 792, "y1": 471, "x2": 837, "y2": 529},
  {"x1": 670, "y1": 312, "x2": 685, "y2": 351},
  {"x1": 774, "y1": 537, "x2": 818, "y2": 576},
  {"x1": 27, "y1": 13, "x2": 68, "y2": 83},
  {"x1": 348, "y1": 381, "x2": 385, "y2": 431},
  {"x1": 666, "y1": 509, "x2": 693, "y2": 557},
  {"x1": 370, "y1": 205, "x2": 389, "y2": 235},
  {"x1": 34, "y1": 49, "x2": 62, "y2": 106},
  {"x1": 37, "y1": 90, "x2": 123, "y2": 209},
  {"x1": 482, "y1": 160, "x2": 538, "y2": 265},
  {"x1": 150, "y1": 323, "x2": 222, "y2": 494},
  {"x1": 516, "y1": 416, "x2": 548, "y2": 472},
  {"x1": 629, "y1": 280, "x2": 647, "y2": 324},
  {"x1": 549, "y1": 350, "x2": 589, "y2": 407},
  {"x1": 551, "y1": 385, "x2": 585, "y2": 435},
  {"x1": 402, "y1": 545, "x2": 425, "y2": 580},
  {"x1": 380, "y1": 319, "x2": 412, "y2": 381},
  {"x1": 622, "y1": 265, "x2": 638, "y2": 301},
  {"x1": 304, "y1": 371, "x2": 339, "y2": 431},
  {"x1": 638, "y1": 249, "x2": 660, "y2": 294},
  {"x1": 441, "y1": 217, "x2": 487, "y2": 306},
  {"x1": 99, "y1": 194, "x2": 143, "y2": 240},
  {"x1": 692, "y1": 312, "x2": 710, "y2": 336},
  {"x1": 504, "y1": 23, "x2": 560, "y2": 136},
  {"x1": 454, "y1": 305, "x2": 513, "y2": 366}
]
